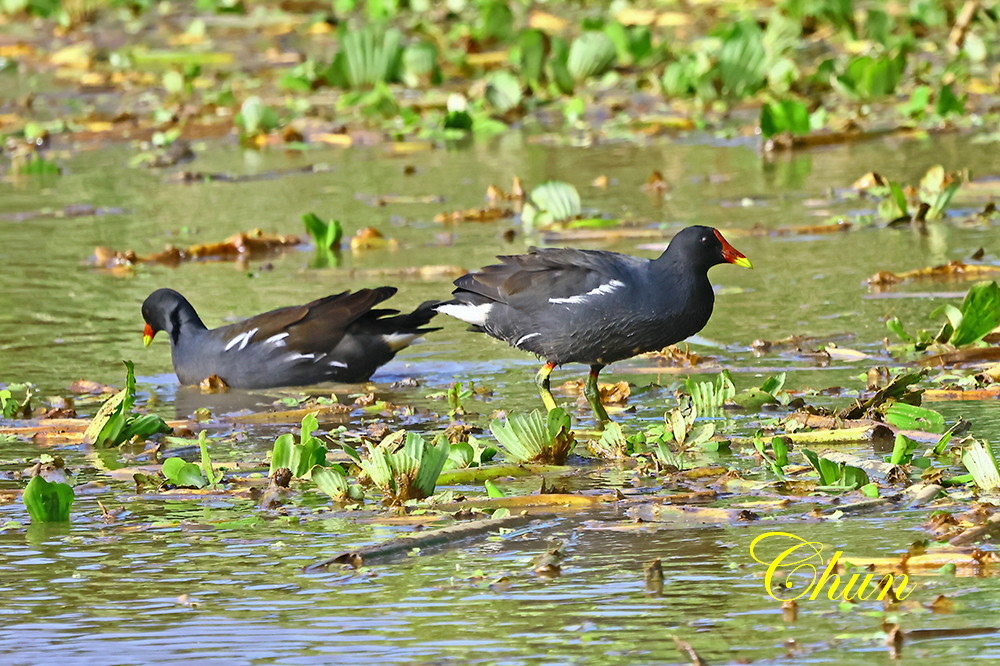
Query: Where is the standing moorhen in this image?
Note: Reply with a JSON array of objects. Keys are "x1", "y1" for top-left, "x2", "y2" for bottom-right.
[
  {"x1": 436, "y1": 225, "x2": 752, "y2": 421},
  {"x1": 141, "y1": 287, "x2": 440, "y2": 389}
]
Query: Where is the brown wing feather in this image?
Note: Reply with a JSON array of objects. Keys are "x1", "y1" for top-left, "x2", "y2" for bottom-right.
[
  {"x1": 279, "y1": 287, "x2": 396, "y2": 352},
  {"x1": 213, "y1": 288, "x2": 396, "y2": 352}
]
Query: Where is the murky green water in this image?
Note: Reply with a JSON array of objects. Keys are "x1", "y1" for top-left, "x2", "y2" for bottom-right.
[{"x1": 3, "y1": 129, "x2": 1000, "y2": 663}]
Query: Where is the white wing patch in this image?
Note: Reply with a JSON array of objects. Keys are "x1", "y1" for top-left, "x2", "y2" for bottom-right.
[
  {"x1": 264, "y1": 333, "x2": 290, "y2": 347},
  {"x1": 224, "y1": 328, "x2": 258, "y2": 352},
  {"x1": 515, "y1": 332, "x2": 541, "y2": 347},
  {"x1": 328, "y1": 360, "x2": 348, "y2": 368},
  {"x1": 285, "y1": 352, "x2": 316, "y2": 361},
  {"x1": 548, "y1": 280, "x2": 625, "y2": 305},
  {"x1": 437, "y1": 302, "x2": 493, "y2": 326}
]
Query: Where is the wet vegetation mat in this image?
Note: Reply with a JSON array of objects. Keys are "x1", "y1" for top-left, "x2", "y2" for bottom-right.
[{"x1": 2, "y1": 0, "x2": 1000, "y2": 663}]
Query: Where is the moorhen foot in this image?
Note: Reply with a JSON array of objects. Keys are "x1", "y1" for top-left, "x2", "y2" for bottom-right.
[
  {"x1": 437, "y1": 225, "x2": 752, "y2": 421},
  {"x1": 142, "y1": 287, "x2": 440, "y2": 388}
]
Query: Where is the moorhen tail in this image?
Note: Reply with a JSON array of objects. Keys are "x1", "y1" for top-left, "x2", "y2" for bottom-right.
[
  {"x1": 436, "y1": 225, "x2": 752, "y2": 421},
  {"x1": 141, "y1": 287, "x2": 440, "y2": 388}
]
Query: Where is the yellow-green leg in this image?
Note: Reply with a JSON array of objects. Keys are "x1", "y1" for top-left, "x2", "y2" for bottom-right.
[
  {"x1": 584, "y1": 364, "x2": 610, "y2": 423},
  {"x1": 535, "y1": 361, "x2": 557, "y2": 411}
]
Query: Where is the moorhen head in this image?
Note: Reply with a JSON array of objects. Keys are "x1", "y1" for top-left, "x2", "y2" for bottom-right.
[
  {"x1": 141, "y1": 287, "x2": 440, "y2": 389},
  {"x1": 436, "y1": 225, "x2": 751, "y2": 421}
]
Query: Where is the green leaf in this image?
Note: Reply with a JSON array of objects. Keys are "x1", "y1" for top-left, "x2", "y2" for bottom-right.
[
  {"x1": 490, "y1": 408, "x2": 573, "y2": 464},
  {"x1": 484, "y1": 479, "x2": 505, "y2": 498},
  {"x1": 310, "y1": 464, "x2": 357, "y2": 501},
  {"x1": 771, "y1": 436, "x2": 789, "y2": 467},
  {"x1": 685, "y1": 371, "x2": 736, "y2": 410},
  {"x1": 162, "y1": 457, "x2": 208, "y2": 489},
  {"x1": 522, "y1": 181, "x2": 582, "y2": 229},
  {"x1": 889, "y1": 433, "x2": 917, "y2": 465},
  {"x1": 860, "y1": 483, "x2": 880, "y2": 498},
  {"x1": 962, "y1": 439, "x2": 1000, "y2": 490},
  {"x1": 336, "y1": 26, "x2": 403, "y2": 88},
  {"x1": 401, "y1": 40, "x2": 440, "y2": 87},
  {"x1": 888, "y1": 181, "x2": 908, "y2": 218},
  {"x1": 950, "y1": 282, "x2": 1000, "y2": 347},
  {"x1": 886, "y1": 316, "x2": 914, "y2": 343},
  {"x1": 484, "y1": 70, "x2": 523, "y2": 114},
  {"x1": 548, "y1": 37, "x2": 575, "y2": 95},
  {"x1": 302, "y1": 213, "x2": 343, "y2": 250},
  {"x1": 475, "y1": 0, "x2": 514, "y2": 42},
  {"x1": 718, "y1": 20, "x2": 766, "y2": 98},
  {"x1": 85, "y1": 360, "x2": 138, "y2": 447},
  {"x1": 904, "y1": 85, "x2": 931, "y2": 118},
  {"x1": 235, "y1": 96, "x2": 279, "y2": 135},
  {"x1": 122, "y1": 413, "x2": 172, "y2": 441},
  {"x1": 884, "y1": 403, "x2": 946, "y2": 434},
  {"x1": 22, "y1": 475, "x2": 74, "y2": 523},
  {"x1": 517, "y1": 29, "x2": 546, "y2": 90},
  {"x1": 760, "y1": 99, "x2": 810, "y2": 138},
  {"x1": 566, "y1": 31, "x2": 617, "y2": 81},
  {"x1": 446, "y1": 442, "x2": 474, "y2": 470},
  {"x1": 935, "y1": 83, "x2": 965, "y2": 117},
  {"x1": 198, "y1": 431, "x2": 223, "y2": 486},
  {"x1": 269, "y1": 412, "x2": 328, "y2": 478}
]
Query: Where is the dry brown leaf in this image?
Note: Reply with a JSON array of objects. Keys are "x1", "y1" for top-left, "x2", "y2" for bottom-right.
[
  {"x1": 867, "y1": 260, "x2": 1000, "y2": 287},
  {"x1": 528, "y1": 10, "x2": 569, "y2": 32},
  {"x1": 198, "y1": 375, "x2": 229, "y2": 393},
  {"x1": 94, "y1": 229, "x2": 300, "y2": 268},
  {"x1": 350, "y1": 227, "x2": 398, "y2": 251},
  {"x1": 68, "y1": 378, "x2": 116, "y2": 394},
  {"x1": 642, "y1": 170, "x2": 669, "y2": 193},
  {"x1": 852, "y1": 171, "x2": 888, "y2": 190},
  {"x1": 434, "y1": 207, "x2": 513, "y2": 223}
]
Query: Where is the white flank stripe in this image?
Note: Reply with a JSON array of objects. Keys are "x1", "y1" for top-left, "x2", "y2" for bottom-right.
[
  {"x1": 437, "y1": 302, "x2": 493, "y2": 327},
  {"x1": 382, "y1": 332, "x2": 418, "y2": 351},
  {"x1": 548, "y1": 280, "x2": 625, "y2": 305},
  {"x1": 285, "y1": 352, "x2": 316, "y2": 361},
  {"x1": 515, "y1": 332, "x2": 541, "y2": 347},
  {"x1": 328, "y1": 360, "x2": 348, "y2": 368},
  {"x1": 264, "y1": 333, "x2": 290, "y2": 347},
  {"x1": 224, "y1": 328, "x2": 258, "y2": 352}
]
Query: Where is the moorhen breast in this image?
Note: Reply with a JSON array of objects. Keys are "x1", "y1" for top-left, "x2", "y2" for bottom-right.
[
  {"x1": 141, "y1": 287, "x2": 439, "y2": 389},
  {"x1": 436, "y1": 225, "x2": 751, "y2": 421}
]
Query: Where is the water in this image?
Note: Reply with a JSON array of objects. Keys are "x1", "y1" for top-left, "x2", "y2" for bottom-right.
[{"x1": 2, "y1": 128, "x2": 1000, "y2": 663}]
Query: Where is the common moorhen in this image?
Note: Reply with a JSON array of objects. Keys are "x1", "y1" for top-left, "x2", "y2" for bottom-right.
[
  {"x1": 437, "y1": 225, "x2": 752, "y2": 421},
  {"x1": 142, "y1": 287, "x2": 440, "y2": 388}
]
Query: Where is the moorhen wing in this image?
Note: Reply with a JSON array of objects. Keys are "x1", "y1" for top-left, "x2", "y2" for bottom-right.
[
  {"x1": 142, "y1": 287, "x2": 440, "y2": 388},
  {"x1": 437, "y1": 225, "x2": 752, "y2": 421}
]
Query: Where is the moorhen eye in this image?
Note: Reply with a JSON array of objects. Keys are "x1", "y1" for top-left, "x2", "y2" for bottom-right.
[
  {"x1": 141, "y1": 287, "x2": 440, "y2": 389},
  {"x1": 437, "y1": 225, "x2": 752, "y2": 423}
]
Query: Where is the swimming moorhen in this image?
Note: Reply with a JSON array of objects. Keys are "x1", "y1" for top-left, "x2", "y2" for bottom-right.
[
  {"x1": 141, "y1": 287, "x2": 440, "y2": 388},
  {"x1": 436, "y1": 225, "x2": 752, "y2": 421}
]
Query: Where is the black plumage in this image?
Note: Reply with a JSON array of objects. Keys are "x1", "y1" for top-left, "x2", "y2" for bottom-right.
[
  {"x1": 437, "y1": 225, "x2": 751, "y2": 420},
  {"x1": 141, "y1": 287, "x2": 439, "y2": 388}
]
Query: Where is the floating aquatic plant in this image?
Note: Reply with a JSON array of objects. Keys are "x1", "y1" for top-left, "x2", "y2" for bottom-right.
[
  {"x1": 162, "y1": 431, "x2": 224, "y2": 489},
  {"x1": 269, "y1": 412, "x2": 328, "y2": 479},
  {"x1": 566, "y1": 31, "x2": 616, "y2": 82},
  {"x1": 490, "y1": 408, "x2": 574, "y2": 465},
  {"x1": 332, "y1": 26, "x2": 403, "y2": 89},
  {"x1": 888, "y1": 281, "x2": 1000, "y2": 352},
  {"x1": 23, "y1": 475, "x2": 74, "y2": 523},
  {"x1": 802, "y1": 448, "x2": 870, "y2": 490},
  {"x1": 962, "y1": 439, "x2": 1000, "y2": 491},
  {"x1": 84, "y1": 361, "x2": 171, "y2": 447},
  {"x1": 521, "y1": 181, "x2": 582, "y2": 229},
  {"x1": 343, "y1": 430, "x2": 450, "y2": 503}
]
